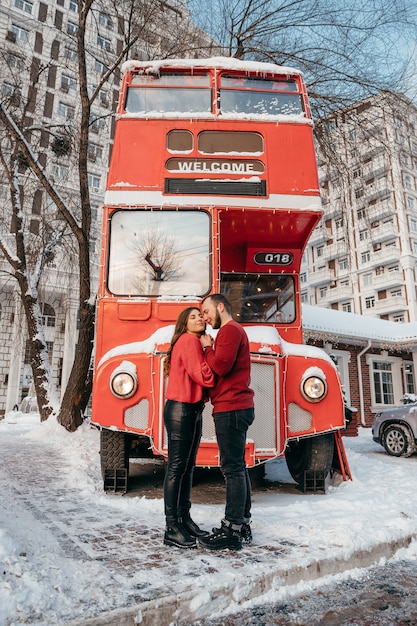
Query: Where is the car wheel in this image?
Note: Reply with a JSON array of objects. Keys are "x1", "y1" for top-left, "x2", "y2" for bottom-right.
[{"x1": 383, "y1": 423, "x2": 414, "y2": 457}]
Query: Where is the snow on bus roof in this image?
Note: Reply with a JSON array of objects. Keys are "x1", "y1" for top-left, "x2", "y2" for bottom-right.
[{"x1": 121, "y1": 56, "x2": 303, "y2": 78}]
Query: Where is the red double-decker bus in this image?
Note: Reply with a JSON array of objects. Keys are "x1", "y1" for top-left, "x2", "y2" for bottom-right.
[{"x1": 91, "y1": 57, "x2": 347, "y2": 492}]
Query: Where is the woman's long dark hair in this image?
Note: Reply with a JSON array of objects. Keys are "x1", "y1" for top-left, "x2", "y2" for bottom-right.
[{"x1": 164, "y1": 307, "x2": 203, "y2": 376}]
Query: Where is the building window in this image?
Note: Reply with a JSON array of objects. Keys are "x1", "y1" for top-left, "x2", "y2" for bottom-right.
[
  {"x1": 341, "y1": 302, "x2": 351, "y2": 312},
  {"x1": 393, "y1": 314, "x2": 404, "y2": 323},
  {"x1": 64, "y1": 47, "x2": 78, "y2": 62},
  {"x1": 353, "y1": 167, "x2": 361, "y2": 178},
  {"x1": 335, "y1": 218, "x2": 344, "y2": 229},
  {"x1": 338, "y1": 258, "x2": 348, "y2": 270},
  {"x1": 97, "y1": 35, "x2": 111, "y2": 51},
  {"x1": 69, "y1": 0, "x2": 78, "y2": 11},
  {"x1": 14, "y1": 0, "x2": 33, "y2": 14},
  {"x1": 316, "y1": 245, "x2": 324, "y2": 258},
  {"x1": 363, "y1": 273, "x2": 373, "y2": 286},
  {"x1": 357, "y1": 209, "x2": 366, "y2": 220},
  {"x1": 88, "y1": 173, "x2": 101, "y2": 191},
  {"x1": 61, "y1": 74, "x2": 77, "y2": 92},
  {"x1": 355, "y1": 187, "x2": 364, "y2": 199},
  {"x1": 67, "y1": 21, "x2": 78, "y2": 35},
  {"x1": 365, "y1": 296, "x2": 375, "y2": 309},
  {"x1": 10, "y1": 24, "x2": 29, "y2": 43},
  {"x1": 98, "y1": 11, "x2": 113, "y2": 29},
  {"x1": 408, "y1": 196, "x2": 415, "y2": 209},
  {"x1": 301, "y1": 292, "x2": 308, "y2": 303},
  {"x1": 410, "y1": 218, "x2": 417, "y2": 232},
  {"x1": 319, "y1": 286, "x2": 327, "y2": 298},
  {"x1": 58, "y1": 101, "x2": 75, "y2": 119},
  {"x1": 41, "y1": 303, "x2": 56, "y2": 327},
  {"x1": 359, "y1": 229, "x2": 369, "y2": 241},
  {"x1": 372, "y1": 361, "x2": 394, "y2": 405},
  {"x1": 94, "y1": 60, "x2": 107, "y2": 74},
  {"x1": 51, "y1": 163, "x2": 69, "y2": 180},
  {"x1": 361, "y1": 251, "x2": 370, "y2": 264},
  {"x1": 300, "y1": 272, "x2": 307, "y2": 284},
  {"x1": 404, "y1": 175, "x2": 412, "y2": 189},
  {"x1": 390, "y1": 288, "x2": 402, "y2": 298}
]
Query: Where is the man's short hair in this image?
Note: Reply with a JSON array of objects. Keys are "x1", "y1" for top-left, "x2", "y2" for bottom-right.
[{"x1": 202, "y1": 293, "x2": 232, "y2": 315}]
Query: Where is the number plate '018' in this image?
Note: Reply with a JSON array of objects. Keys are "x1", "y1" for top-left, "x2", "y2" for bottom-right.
[{"x1": 254, "y1": 252, "x2": 293, "y2": 265}]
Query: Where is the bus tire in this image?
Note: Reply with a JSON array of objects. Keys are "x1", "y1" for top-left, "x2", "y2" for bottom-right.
[
  {"x1": 284, "y1": 433, "x2": 334, "y2": 485},
  {"x1": 100, "y1": 429, "x2": 130, "y2": 479}
]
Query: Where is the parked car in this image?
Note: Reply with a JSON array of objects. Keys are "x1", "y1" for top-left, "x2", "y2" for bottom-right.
[{"x1": 372, "y1": 403, "x2": 417, "y2": 457}]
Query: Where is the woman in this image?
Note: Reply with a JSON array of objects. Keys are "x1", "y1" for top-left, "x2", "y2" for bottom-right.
[{"x1": 163, "y1": 307, "x2": 215, "y2": 548}]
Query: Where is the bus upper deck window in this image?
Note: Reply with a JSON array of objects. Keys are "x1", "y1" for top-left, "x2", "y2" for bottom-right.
[
  {"x1": 219, "y1": 75, "x2": 304, "y2": 117},
  {"x1": 124, "y1": 72, "x2": 212, "y2": 115}
]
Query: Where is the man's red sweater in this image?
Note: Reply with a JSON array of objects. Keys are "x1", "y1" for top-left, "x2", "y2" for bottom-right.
[{"x1": 204, "y1": 320, "x2": 254, "y2": 413}]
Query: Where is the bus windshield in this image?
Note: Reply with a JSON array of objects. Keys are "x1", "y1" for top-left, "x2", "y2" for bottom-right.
[
  {"x1": 107, "y1": 209, "x2": 211, "y2": 296},
  {"x1": 221, "y1": 273, "x2": 296, "y2": 323}
]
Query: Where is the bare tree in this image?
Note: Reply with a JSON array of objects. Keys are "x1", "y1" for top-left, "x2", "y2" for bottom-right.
[
  {"x1": 0, "y1": 0, "x2": 212, "y2": 430},
  {"x1": 188, "y1": 0, "x2": 417, "y2": 114}
]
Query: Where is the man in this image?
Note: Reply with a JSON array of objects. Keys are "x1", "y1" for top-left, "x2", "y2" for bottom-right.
[{"x1": 199, "y1": 294, "x2": 255, "y2": 550}]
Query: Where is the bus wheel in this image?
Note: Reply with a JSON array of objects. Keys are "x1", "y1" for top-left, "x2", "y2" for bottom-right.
[
  {"x1": 100, "y1": 429, "x2": 130, "y2": 492},
  {"x1": 284, "y1": 433, "x2": 334, "y2": 485}
]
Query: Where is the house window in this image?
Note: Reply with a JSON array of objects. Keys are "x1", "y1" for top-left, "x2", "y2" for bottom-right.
[
  {"x1": 365, "y1": 296, "x2": 375, "y2": 309},
  {"x1": 372, "y1": 361, "x2": 394, "y2": 405},
  {"x1": 403, "y1": 363, "x2": 415, "y2": 394}
]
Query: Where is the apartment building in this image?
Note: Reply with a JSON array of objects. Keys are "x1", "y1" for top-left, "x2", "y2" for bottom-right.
[
  {"x1": 0, "y1": 0, "x2": 212, "y2": 413},
  {"x1": 301, "y1": 91, "x2": 417, "y2": 324}
]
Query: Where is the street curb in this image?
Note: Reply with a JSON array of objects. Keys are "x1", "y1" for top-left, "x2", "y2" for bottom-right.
[{"x1": 64, "y1": 533, "x2": 417, "y2": 626}]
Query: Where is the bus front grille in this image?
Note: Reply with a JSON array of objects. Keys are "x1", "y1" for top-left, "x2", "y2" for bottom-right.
[{"x1": 164, "y1": 178, "x2": 267, "y2": 197}]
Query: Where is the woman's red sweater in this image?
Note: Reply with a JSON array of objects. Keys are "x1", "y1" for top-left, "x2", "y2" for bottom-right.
[{"x1": 166, "y1": 333, "x2": 215, "y2": 403}]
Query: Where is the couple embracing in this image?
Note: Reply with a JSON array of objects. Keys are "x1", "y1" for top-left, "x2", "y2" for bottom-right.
[{"x1": 163, "y1": 294, "x2": 255, "y2": 551}]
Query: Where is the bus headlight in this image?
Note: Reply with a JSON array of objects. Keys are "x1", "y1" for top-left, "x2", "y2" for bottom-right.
[
  {"x1": 302, "y1": 376, "x2": 327, "y2": 402},
  {"x1": 110, "y1": 361, "x2": 137, "y2": 398}
]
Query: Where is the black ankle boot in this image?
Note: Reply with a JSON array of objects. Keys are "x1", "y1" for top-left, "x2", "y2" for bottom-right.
[
  {"x1": 180, "y1": 515, "x2": 209, "y2": 537},
  {"x1": 164, "y1": 522, "x2": 197, "y2": 548}
]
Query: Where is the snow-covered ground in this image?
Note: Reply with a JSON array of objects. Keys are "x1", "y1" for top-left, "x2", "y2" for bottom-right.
[{"x1": 1, "y1": 411, "x2": 417, "y2": 625}]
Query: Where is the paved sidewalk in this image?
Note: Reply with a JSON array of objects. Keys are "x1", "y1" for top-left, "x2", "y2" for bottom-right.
[{"x1": 1, "y1": 423, "x2": 417, "y2": 626}]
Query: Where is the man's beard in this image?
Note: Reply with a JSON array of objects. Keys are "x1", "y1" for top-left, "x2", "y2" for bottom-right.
[{"x1": 211, "y1": 310, "x2": 221, "y2": 329}]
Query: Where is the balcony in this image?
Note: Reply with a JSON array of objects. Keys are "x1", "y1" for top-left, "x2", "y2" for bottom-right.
[
  {"x1": 367, "y1": 203, "x2": 395, "y2": 223},
  {"x1": 369, "y1": 221, "x2": 398, "y2": 243},
  {"x1": 322, "y1": 241, "x2": 348, "y2": 260},
  {"x1": 371, "y1": 248, "x2": 401, "y2": 267},
  {"x1": 366, "y1": 187, "x2": 391, "y2": 204},
  {"x1": 373, "y1": 296, "x2": 407, "y2": 315},
  {"x1": 307, "y1": 266, "x2": 334, "y2": 286},
  {"x1": 368, "y1": 270, "x2": 403, "y2": 289},
  {"x1": 328, "y1": 283, "x2": 353, "y2": 302},
  {"x1": 309, "y1": 225, "x2": 333, "y2": 244}
]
